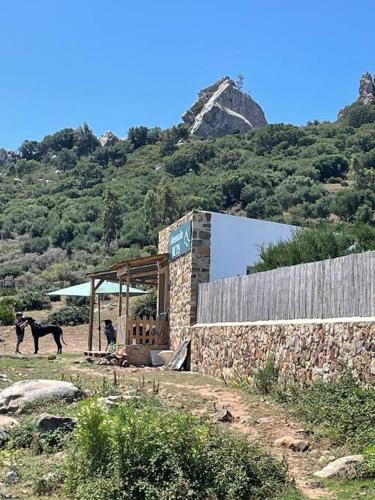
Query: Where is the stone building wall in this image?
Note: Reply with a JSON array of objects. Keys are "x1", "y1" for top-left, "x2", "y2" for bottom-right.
[
  {"x1": 190, "y1": 319, "x2": 375, "y2": 384},
  {"x1": 158, "y1": 211, "x2": 212, "y2": 350}
]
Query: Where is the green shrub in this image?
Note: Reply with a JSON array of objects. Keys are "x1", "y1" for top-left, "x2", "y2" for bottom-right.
[
  {"x1": 0, "y1": 298, "x2": 15, "y2": 325},
  {"x1": 14, "y1": 289, "x2": 51, "y2": 311},
  {"x1": 66, "y1": 398, "x2": 289, "y2": 499},
  {"x1": 276, "y1": 371, "x2": 375, "y2": 452},
  {"x1": 34, "y1": 428, "x2": 70, "y2": 454},
  {"x1": 131, "y1": 289, "x2": 157, "y2": 317},
  {"x1": 48, "y1": 305, "x2": 89, "y2": 326},
  {"x1": 22, "y1": 237, "x2": 49, "y2": 254},
  {"x1": 253, "y1": 359, "x2": 279, "y2": 395},
  {"x1": 6, "y1": 418, "x2": 37, "y2": 449},
  {"x1": 66, "y1": 295, "x2": 90, "y2": 307}
]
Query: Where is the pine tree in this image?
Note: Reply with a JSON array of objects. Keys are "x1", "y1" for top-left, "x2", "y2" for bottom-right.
[{"x1": 102, "y1": 189, "x2": 123, "y2": 252}]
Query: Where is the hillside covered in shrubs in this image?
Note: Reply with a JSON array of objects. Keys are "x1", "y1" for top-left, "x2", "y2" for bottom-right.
[{"x1": 0, "y1": 97, "x2": 374, "y2": 318}]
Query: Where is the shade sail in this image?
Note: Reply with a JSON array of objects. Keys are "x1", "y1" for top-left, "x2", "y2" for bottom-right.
[{"x1": 48, "y1": 280, "x2": 147, "y2": 297}]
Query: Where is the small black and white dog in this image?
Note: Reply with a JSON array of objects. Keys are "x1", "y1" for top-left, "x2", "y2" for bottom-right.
[{"x1": 24, "y1": 317, "x2": 67, "y2": 354}]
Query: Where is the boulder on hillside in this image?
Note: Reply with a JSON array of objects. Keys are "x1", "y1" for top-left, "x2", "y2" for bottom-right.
[
  {"x1": 99, "y1": 131, "x2": 119, "y2": 147},
  {"x1": 37, "y1": 413, "x2": 78, "y2": 433},
  {"x1": 0, "y1": 380, "x2": 82, "y2": 414},
  {"x1": 358, "y1": 72, "x2": 375, "y2": 105},
  {"x1": 182, "y1": 77, "x2": 267, "y2": 139},
  {"x1": 314, "y1": 455, "x2": 364, "y2": 479}
]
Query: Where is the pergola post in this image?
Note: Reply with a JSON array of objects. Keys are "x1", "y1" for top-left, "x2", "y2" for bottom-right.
[
  {"x1": 88, "y1": 278, "x2": 95, "y2": 351},
  {"x1": 118, "y1": 280, "x2": 123, "y2": 316},
  {"x1": 87, "y1": 278, "x2": 104, "y2": 352},
  {"x1": 125, "y1": 268, "x2": 130, "y2": 344}
]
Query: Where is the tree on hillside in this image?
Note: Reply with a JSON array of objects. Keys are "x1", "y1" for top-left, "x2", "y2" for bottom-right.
[
  {"x1": 53, "y1": 148, "x2": 77, "y2": 172},
  {"x1": 158, "y1": 178, "x2": 179, "y2": 226},
  {"x1": 19, "y1": 140, "x2": 42, "y2": 161},
  {"x1": 102, "y1": 189, "x2": 123, "y2": 252},
  {"x1": 128, "y1": 126, "x2": 149, "y2": 149},
  {"x1": 74, "y1": 123, "x2": 99, "y2": 156}
]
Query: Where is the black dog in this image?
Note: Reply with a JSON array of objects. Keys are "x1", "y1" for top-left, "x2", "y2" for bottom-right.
[{"x1": 24, "y1": 317, "x2": 67, "y2": 354}]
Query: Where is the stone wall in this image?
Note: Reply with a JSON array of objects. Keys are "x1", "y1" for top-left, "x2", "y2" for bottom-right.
[
  {"x1": 158, "y1": 211, "x2": 211, "y2": 350},
  {"x1": 190, "y1": 319, "x2": 375, "y2": 384}
]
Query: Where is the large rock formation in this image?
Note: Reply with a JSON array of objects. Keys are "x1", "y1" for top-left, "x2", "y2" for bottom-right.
[
  {"x1": 99, "y1": 131, "x2": 119, "y2": 147},
  {"x1": 358, "y1": 72, "x2": 375, "y2": 104},
  {"x1": 182, "y1": 77, "x2": 267, "y2": 139}
]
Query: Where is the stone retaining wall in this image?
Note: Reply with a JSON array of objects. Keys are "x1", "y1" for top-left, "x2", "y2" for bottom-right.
[{"x1": 190, "y1": 319, "x2": 375, "y2": 384}]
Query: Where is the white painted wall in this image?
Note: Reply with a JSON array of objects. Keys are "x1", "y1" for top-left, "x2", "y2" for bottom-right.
[{"x1": 209, "y1": 212, "x2": 296, "y2": 281}]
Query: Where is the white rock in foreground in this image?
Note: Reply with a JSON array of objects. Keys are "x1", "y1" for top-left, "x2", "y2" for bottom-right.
[
  {"x1": 0, "y1": 380, "x2": 81, "y2": 414},
  {"x1": 314, "y1": 455, "x2": 364, "y2": 478}
]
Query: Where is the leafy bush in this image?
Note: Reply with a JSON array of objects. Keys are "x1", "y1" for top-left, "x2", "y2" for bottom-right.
[
  {"x1": 66, "y1": 398, "x2": 289, "y2": 499},
  {"x1": 276, "y1": 371, "x2": 375, "y2": 452},
  {"x1": 6, "y1": 418, "x2": 37, "y2": 449},
  {"x1": 252, "y1": 359, "x2": 279, "y2": 395},
  {"x1": 253, "y1": 224, "x2": 375, "y2": 272},
  {"x1": 66, "y1": 295, "x2": 90, "y2": 307},
  {"x1": 14, "y1": 289, "x2": 51, "y2": 311},
  {"x1": 131, "y1": 289, "x2": 157, "y2": 317},
  {"x1": 34, "y1": 428, "x2": 70, "y2": 454},
  {"x1": 0, "y1": 298, "x2": 15, "y2": 325},
  {"x1": 48, "y1": 305, "x2": 89, "y2": 326},
  {"x1": 22, "y1": 237, "x2": 49, "y2": 254}
]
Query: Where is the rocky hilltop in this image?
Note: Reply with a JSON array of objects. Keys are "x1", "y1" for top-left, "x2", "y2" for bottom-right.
[
  {"x1": 182, "y1": 77, "x2": 267, "y2": 139},
  {"x1": 358, "y1": 72, "x2": 375, "y2": 104}
]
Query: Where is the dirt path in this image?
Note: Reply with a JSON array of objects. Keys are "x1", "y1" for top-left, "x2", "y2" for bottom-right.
[
  {"x1": 158, "y1": 380, "x2": 334, "y2": 499},
  {"x1": 71, "y1": 364, "x2": 334, "y2": 498}
]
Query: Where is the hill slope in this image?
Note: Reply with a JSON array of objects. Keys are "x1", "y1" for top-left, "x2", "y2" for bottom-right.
[{"x1": 0, "y1": 96, "x2": 375, "y2": 290}]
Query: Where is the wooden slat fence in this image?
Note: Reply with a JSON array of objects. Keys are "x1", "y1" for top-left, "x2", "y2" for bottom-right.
[
  {"x1": 117, "y1": 315, "x2": 169, "y2": 345},
  {"x1": 197, "y1": 251, "x2": 375, "y2": 323}
]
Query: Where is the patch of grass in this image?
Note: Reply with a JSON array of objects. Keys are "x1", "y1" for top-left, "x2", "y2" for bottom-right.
[
  {"x1": 65, "y1": 397, "x2": 291, "y2": 500},
  {"x1": 275, "y1": 371, "x2": 375, "y2": 453},
  {"x1": 324, "y1": 478, "x2": 375, "y2": 499}
]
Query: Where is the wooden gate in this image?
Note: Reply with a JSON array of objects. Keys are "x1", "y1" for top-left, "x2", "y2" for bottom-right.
[{"x1": 117, "y1": 315, "x2": 169, "y2": 345}]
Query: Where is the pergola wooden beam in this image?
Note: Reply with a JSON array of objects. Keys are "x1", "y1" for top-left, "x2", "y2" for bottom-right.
[{"x1": 87, "y1": 277, "x2": 105, "y2": 351}]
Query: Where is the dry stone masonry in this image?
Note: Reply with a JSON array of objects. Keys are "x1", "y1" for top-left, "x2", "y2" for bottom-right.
[{"x1": 190, "y1": 319, "x2": 375, "y2": 384}]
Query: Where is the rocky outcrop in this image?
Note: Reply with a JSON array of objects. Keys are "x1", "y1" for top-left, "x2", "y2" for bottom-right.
[
  {"x1": 99, "y1": 131, "x2": 119, "y2": 147},
  {"x1": 358, "y1": 72, "x2": 375, "y2": 104},
  {"x1": 182, "y1": 77, "x2": 267, "y2": 139},
  {"x1": 0, "y1": 148, "x2": 18, "y2": 166}
]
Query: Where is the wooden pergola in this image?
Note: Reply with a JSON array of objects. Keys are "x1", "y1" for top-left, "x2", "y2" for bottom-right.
[{"x1": 86, "y1": 253, "x2": 169, "y2": 350}]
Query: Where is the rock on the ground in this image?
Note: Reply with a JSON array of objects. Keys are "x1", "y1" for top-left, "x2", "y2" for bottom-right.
[
  {"x1": 5, "y1": 470, "x2": 19, "y2": 485},
  {"x1": 183, "y1": 77, "x2": 267, "y2": 139},
  {"x1": 37, "y1": 413, "x2": 77, "y2": 433},
  {"x1": 0, "y1": 416, "x2": 19, "y2": 430},
  {"x1": 0, "y1": 380, "x2": 81, "y2": 414},
  {"x1": 314, "y1": 455, "x2": 364, "y2": 479},
  {"x1": 216, "y1": 408, "x2": 235, "y2": 423},
  {"x1": 274, "y1": 435, "x2": 310, "y2": 452}
]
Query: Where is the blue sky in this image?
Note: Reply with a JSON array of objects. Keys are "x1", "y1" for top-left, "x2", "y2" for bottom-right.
[{"x1": 0, "y1": 0, "x2": 373, "y2": 150}]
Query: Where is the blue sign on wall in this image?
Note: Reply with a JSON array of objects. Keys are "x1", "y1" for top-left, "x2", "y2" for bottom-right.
[{"x1": 169, "y1": 221, "x2": 192, "y2": 260}]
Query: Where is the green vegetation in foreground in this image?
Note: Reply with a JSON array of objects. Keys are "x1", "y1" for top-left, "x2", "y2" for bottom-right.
[{"x1": 65, "y1": 398, "x2": 290, "y2": 500}]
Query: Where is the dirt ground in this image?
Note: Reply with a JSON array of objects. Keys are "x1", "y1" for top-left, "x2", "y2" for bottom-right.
[
  {"x1": 0, "y1": 305, "x2": 372, "y2": 499},
  {"x1": 0, "y1": 300, "x2": 117, "y2": 356}
]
